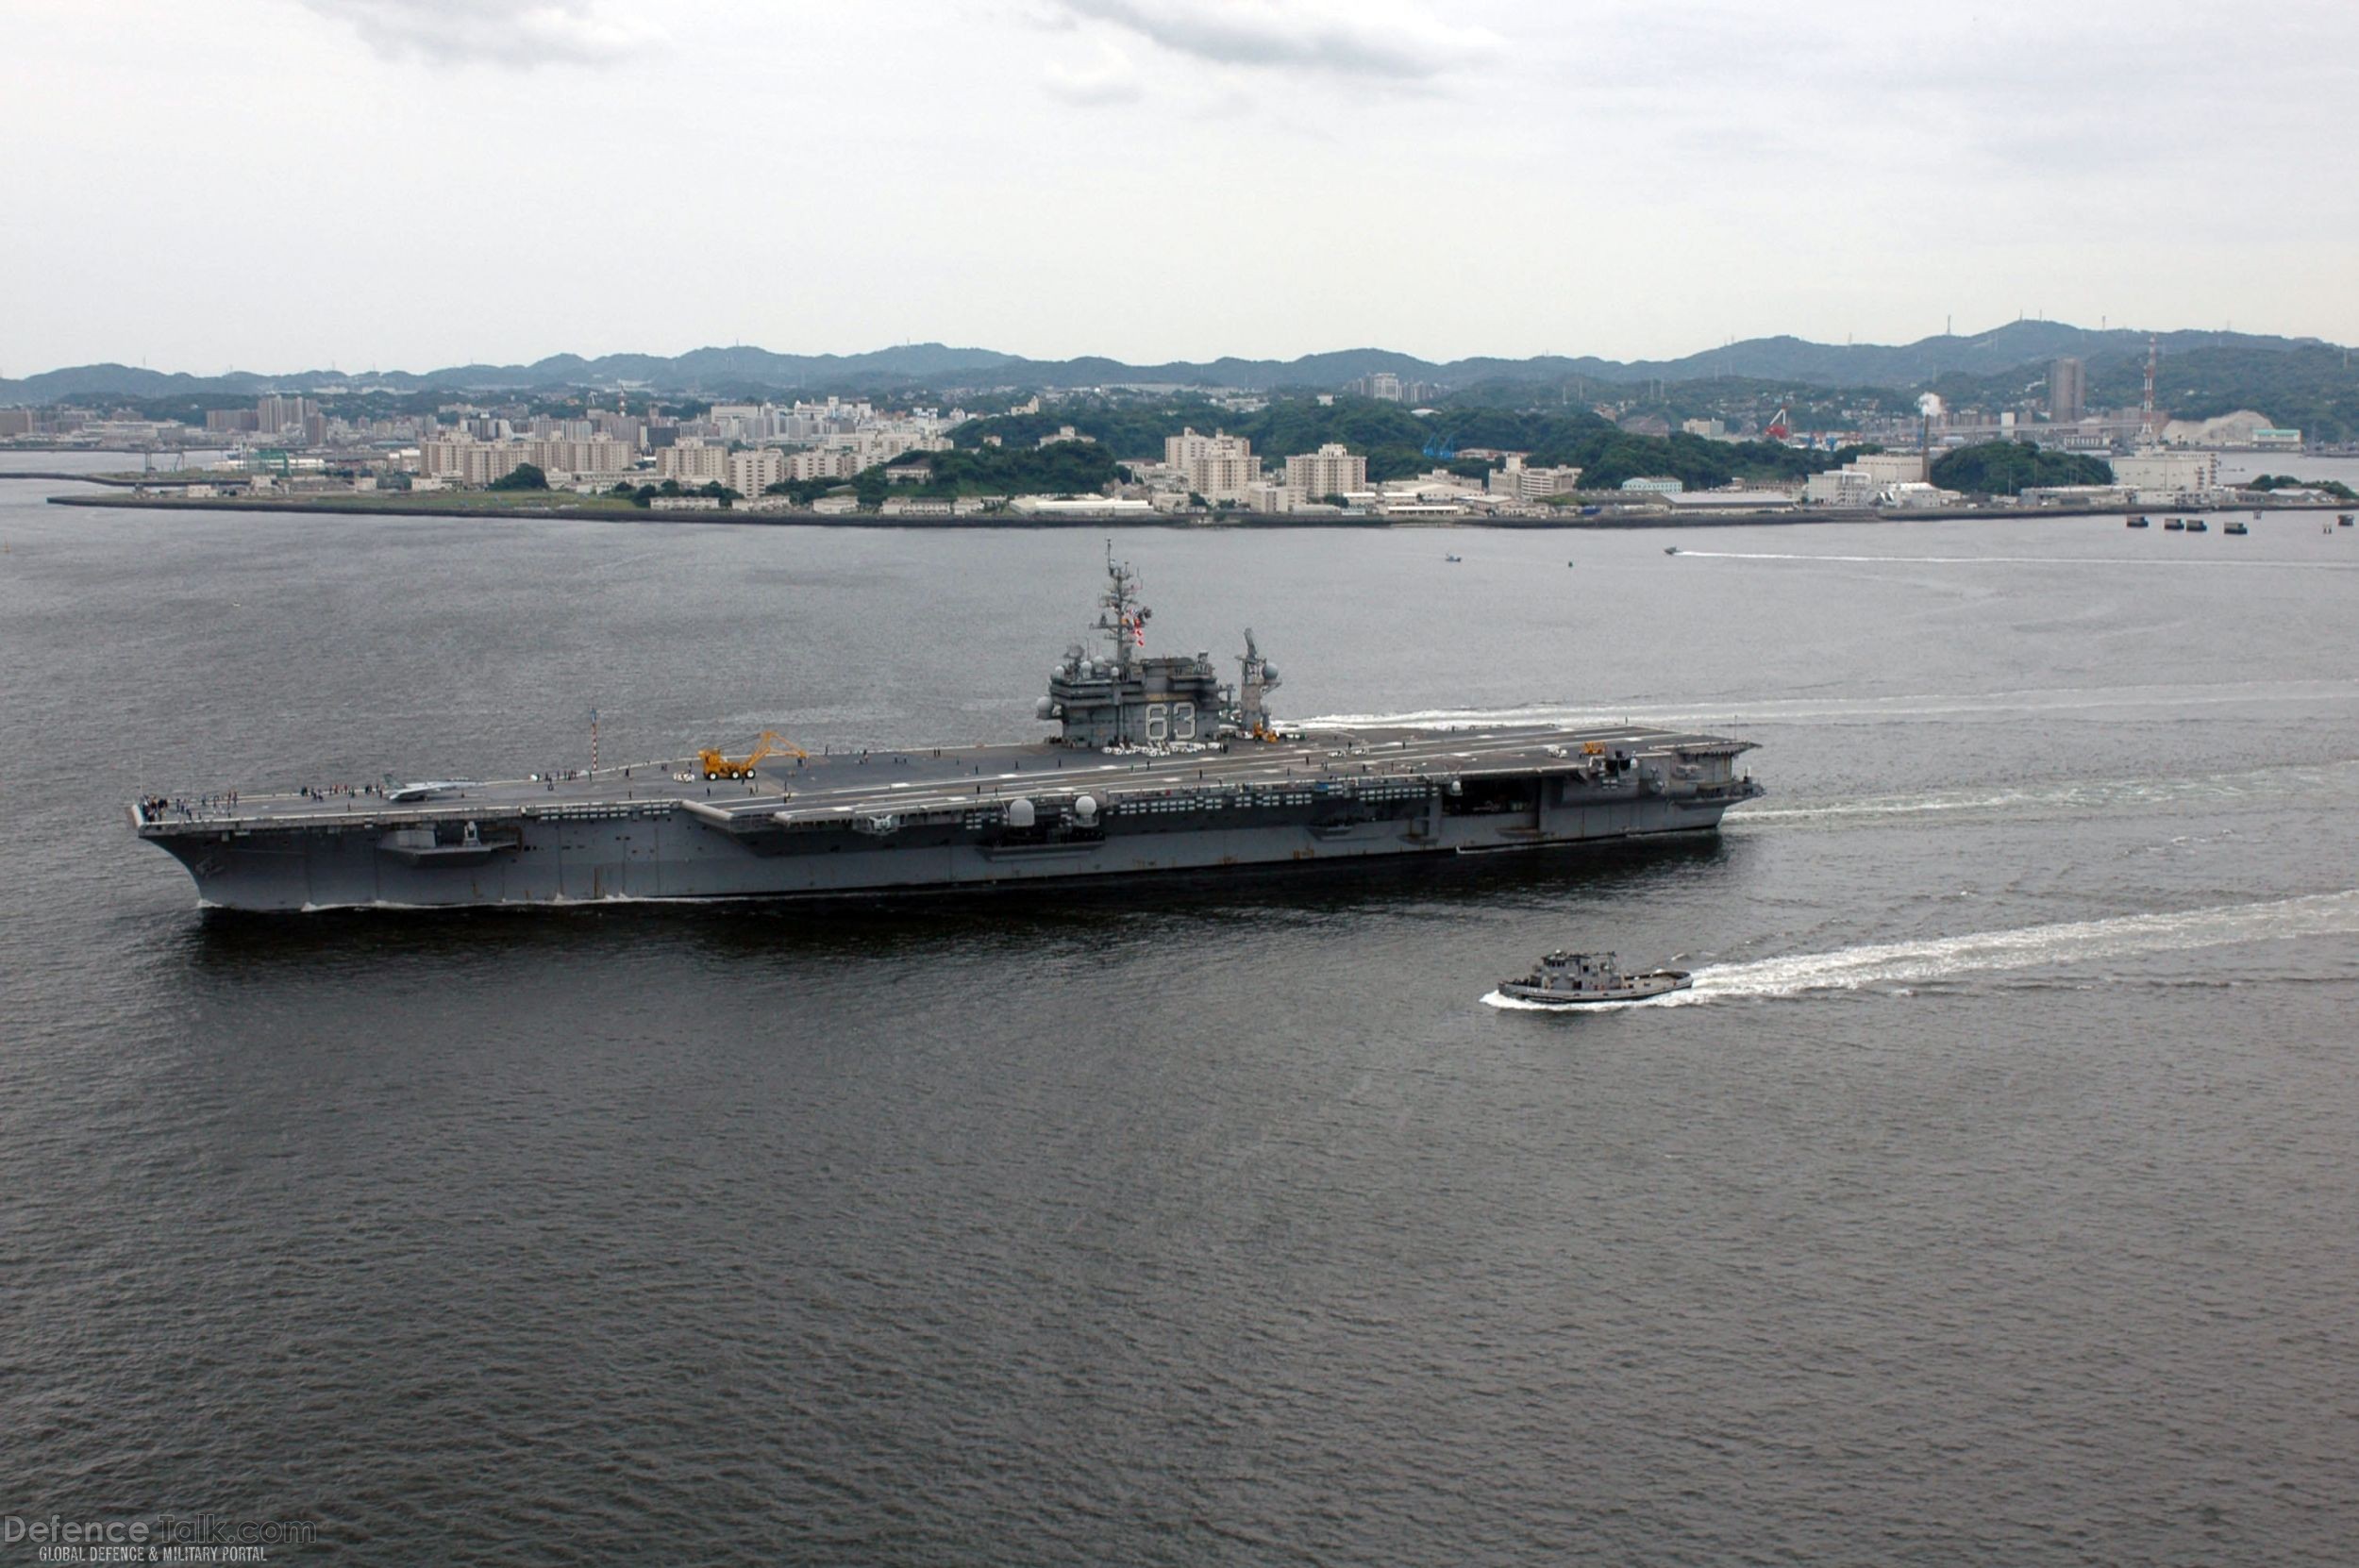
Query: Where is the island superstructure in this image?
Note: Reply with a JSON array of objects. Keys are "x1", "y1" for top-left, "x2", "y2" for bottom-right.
[{"x1": 130, "y1": 554, "x2": 1765, "y2": 911}]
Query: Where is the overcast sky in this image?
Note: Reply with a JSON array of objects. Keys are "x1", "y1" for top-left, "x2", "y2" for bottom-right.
[{"x1": 5, "y1": 0, "x2": 2353, "y2": 375}]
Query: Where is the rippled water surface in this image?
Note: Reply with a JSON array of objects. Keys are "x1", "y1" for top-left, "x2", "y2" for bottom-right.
[{"x1": 4, "y1": 464, "x2": 2356, "y2": 1565}]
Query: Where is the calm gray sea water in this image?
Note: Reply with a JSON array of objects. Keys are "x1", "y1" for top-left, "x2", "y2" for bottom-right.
[{"x1": 4, "y1": 460, "x2": 2356, "y2": 1566}]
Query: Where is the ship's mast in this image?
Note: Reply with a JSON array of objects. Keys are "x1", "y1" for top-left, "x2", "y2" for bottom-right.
[{"x1": 1093, "y1": 540, "x2": 1146, "y2": 677}]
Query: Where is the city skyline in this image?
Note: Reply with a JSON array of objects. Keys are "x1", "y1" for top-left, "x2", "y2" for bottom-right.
[{"x1": 7, "y1": 0, "x2": 2356, "y2": 375}]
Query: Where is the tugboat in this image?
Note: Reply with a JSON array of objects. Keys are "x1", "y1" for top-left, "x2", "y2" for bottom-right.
[
  {"x1": 2223, "y1": 520, "x2": 2249, "y2": 535},
  {"x1": 1664, "y1": 545, "x2": 1681, "y2": 556},
  {"x1": 2126, "y1": 514, "x2": 2150, "y2": 528},
  {"x1": 2164, "y1": 517, "x2": 2186, "y2": 531},
  {"x1": 1497, "y1": 950, "x2": 1693, "y2": 1007},
  {"x1": 2340, "y1": 514, "x2": 2353, "y2": 527},
  {"x1": 2186, "y1": 517, "x2": 2209, "y2": 533}
]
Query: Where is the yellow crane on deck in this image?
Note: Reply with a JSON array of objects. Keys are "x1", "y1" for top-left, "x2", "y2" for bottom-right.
[{"x1": 698, "y1": 730, "x2": 807, "y2": 781}]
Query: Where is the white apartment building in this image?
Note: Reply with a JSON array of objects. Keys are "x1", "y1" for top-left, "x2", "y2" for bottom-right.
[
  {"x1": 787, "y1": 449, "x2": 862, "y2": 482},
  {"x1": 708, "y1": 403, "x2": 776, "y2": 442},
  {"x1": 658, "y1": 440, "x2": 730, "y2": 484},
  {"x1": 1283, "y1": 442, "x2": 1367, "y2": 499},
  {"x1": 418, "y1": 434, "x2": 641, "y2": 485},
  {"x1": 533, "y1": 437, "x2": 636, "y2": 475},
  {"x1": 418, "y1": 436, "x2": 525, "y2": 486},
  {"x1": 1164, "y1": 427, "x2": 1261, "y2": 500},
  {"x1": 727, "y1": 448, "x2": 786, "y2": 497},
  {"x1": 1486, "y1": 454, "x2": 1583, "y2": 501}
]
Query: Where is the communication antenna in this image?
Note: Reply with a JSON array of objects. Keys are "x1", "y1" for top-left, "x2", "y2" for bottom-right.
[
  {"x1": 1093, "y1": 541, "x2": 1147, "y2": 678},
  {"x1": 2139, "y1": 335, "x2": 2159, "y2": 443}
]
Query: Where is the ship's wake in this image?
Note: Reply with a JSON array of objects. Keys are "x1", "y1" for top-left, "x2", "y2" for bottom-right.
[
  {"x1": 1669, "y1": 548, "x2": 2359, "y2": 571},
  {"x1": 1308, "y1": 676, "x2": 2359, "y2": 735},
  {"x1": 1482, "y1": 890, "x2": 2359, "y2": 1011},
  {"x1": 1742, "y1": 759, "x2": 2359, "y2": 827}
]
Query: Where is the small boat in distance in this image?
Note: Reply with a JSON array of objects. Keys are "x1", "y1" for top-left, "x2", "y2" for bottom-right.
[
  {"x1": 2224, "y1": 520, "x2": 2249, "y2": 535},
  {"x1": 2165, "y1": 517, "x2": 2186, "y2": 531},
  {"x1": 1497, "y1": 950, "x2": 1694, "y2": 1007},
  {"x1": 2127, "y1": 515, "x2": 2150, "y2": 528},
  {"x1": 1664, "y1": 545, "x2": 1681, "y2": 556},
  {"x1": 2340, "y1": 514, "x2": 2354, "y2": 527},
  {"x1": 2187, "y1": 518, "x2": 2209, "y2": 532},
  {"x1": 1445, "y1": 554, "x2": 1463, "y2": 562}
]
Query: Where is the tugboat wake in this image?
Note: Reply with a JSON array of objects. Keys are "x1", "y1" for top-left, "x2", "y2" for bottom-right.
[{"x1": 1485, "y1": 890, "x2": 2359, "y2": 1010}]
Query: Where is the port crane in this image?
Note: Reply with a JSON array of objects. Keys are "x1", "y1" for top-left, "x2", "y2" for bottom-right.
[
  {"x1": 1765, "y1": 404, "x2": 1791, "y2": 440},
  {"x1": 697, "y1": 730, "x2": 807, "y2": 780}
]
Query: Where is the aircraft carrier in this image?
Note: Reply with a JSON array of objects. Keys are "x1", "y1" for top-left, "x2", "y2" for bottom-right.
[{"x1": 130, "y1": 553, "x2": 1765, "y2": 911}]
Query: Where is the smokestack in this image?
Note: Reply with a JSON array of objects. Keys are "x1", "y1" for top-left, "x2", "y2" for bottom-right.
[{"x1": 1916, "y1": 393, "x2": 1945, "y2": 482}]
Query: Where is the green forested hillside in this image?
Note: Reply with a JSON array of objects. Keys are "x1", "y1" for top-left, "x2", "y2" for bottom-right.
[
  {"x1": 953, "y1": 395, "x2": 1847, "y2": 489},
  {"x1": 1930, "y1": 442, "x2": 2114, "y2": 494}
]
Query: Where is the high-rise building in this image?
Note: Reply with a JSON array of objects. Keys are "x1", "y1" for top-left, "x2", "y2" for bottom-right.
[
  {"x1": 2049, "y1": 357, "x2": 2086, "y2": 422},
  {"x1": 1283, "y1": 442, "x2": 1368, "y2": 499},
  {"x1": 657, "y1": 440, "x2": 730, "y2": 484},
  {"x1": 1164, "y1": 428, "x2": 1261, "y2": 499},
  {"x1": 418, "y1": 435, "x2": 529, "y2": 486},
  {"x1": 256, "y1": 394, "x2": 319, "y2": 434},
  {"x1": 530, "y1": 437, "x2": 636, "y2": 475},
  {"x1": 726, "y1": 448, "x2": 786, "y2": 496}
]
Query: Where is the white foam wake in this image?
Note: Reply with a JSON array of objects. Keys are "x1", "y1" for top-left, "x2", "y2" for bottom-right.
[
  {"x1": 1307, "y1": 677, "x2": 2359, "y2": 734},
  {"x1": 1483, "y1": 890, "x2": 2359, "y2": 1010},
  {"x1": 1743, "y1": 759, "x2": 2359, "y2": 826},
  {"x1": 1671, "y1": 549, "x2": 2359, "y2": 571}
]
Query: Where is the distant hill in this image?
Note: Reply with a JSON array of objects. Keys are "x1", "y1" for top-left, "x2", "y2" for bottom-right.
[
  {"x1": 1, "y1": 321, "x2": 2340, "y2": 403},
  {"x1": 1914, "y1": 341, "x2": 2359, "y2": 442}
]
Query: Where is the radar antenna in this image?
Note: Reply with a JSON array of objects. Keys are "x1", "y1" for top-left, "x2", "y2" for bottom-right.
[{"x1": 1233, "y1": 627, "x2": 1281, "y2": 740}]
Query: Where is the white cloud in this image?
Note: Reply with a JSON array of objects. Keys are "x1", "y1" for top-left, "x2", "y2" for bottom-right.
[
  {"x1": 1052, "y1": 0, "x2": 1501, "y2": 82},
  {"x1": 1043, "y1": 41, "x2": 1144, "y2": 106},
  {"x1": 307, "y1": 0, "x2": 668, "y2": 69}
]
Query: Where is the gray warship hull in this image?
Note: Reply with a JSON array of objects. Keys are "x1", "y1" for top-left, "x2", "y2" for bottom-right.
[
  {"x1": 133, "y1": 724, "x2": 1762, "y2": 912},
  {"x1": 130, "y1": 552, "x2": 1761, "y2": 912}
]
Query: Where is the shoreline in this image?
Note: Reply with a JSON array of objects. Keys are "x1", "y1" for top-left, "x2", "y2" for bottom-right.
[{"x1": 37, "y1": 490, "x2": 2356, "y2": 530}]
